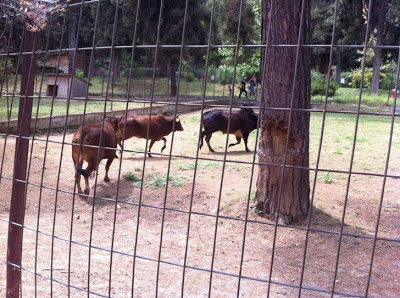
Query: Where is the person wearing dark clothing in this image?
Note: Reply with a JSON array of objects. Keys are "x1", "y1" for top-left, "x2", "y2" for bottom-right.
[
  {"x1": 249, "y1": 75, "x2": 256, "y2": 96},
  {"x1": 238, "y1": 77, "x2": 248, "y2": 99}
]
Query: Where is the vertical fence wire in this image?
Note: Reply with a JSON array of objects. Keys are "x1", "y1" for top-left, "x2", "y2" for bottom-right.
[
  {"x1": 180, "y1": 0, "x2": 217, "y2": 294},
  {"x1": 207, "y1": 0, "x2": 246, "y2": 295},
  {"x1": 331, "y1": 0, "x2": 374, "y2": 295},
  {"x1": 298, "y1": 0, "x2": 340, "y2": 296},
  {"x1": 364, "y1": 47, "x2": 400, "y2": 297},
  {"x1": 155, "y1": 0, "x2": 190, "y2": 294}
]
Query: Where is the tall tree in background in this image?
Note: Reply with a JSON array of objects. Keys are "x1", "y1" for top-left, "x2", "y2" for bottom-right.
[
  {"x1": 136, "y1": 0, "x2": 209, "y2": 96},
  {"x1": 371, "y1": 0, "x2": 387, "y2": 94},
  {"x1": 254, "y1": 0, "x2": 311, "y2": 224}
]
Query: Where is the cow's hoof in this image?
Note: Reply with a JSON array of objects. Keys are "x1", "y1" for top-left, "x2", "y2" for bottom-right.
[
  {"x1": 104, "y1": 177, "x2": 110, "y2": 182},
  {"x1": 84, "y1": 189, "x2": 89, "y2": 195},
  {"x1": 209, "y1": 149, "x2": 215, "y2": 153}
]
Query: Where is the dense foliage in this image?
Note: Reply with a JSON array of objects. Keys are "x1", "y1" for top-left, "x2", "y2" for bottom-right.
[{"x1": 0, "y1": 0, "x2": 398, "y2": 91}]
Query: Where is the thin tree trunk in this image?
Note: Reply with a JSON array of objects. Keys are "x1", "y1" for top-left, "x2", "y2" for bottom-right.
[
  {"x1": 371, "y1": 0, "x2": 386, "y2": 94},
  {"x1": 170, "y1": 62, "x2": 177, "y2": 96},
  {"x1": 254, "y1": 0, "x2": 311, "y2": 224},
  {"x1": 335, "y1": 49, "x2": 341, "y2": 84}
]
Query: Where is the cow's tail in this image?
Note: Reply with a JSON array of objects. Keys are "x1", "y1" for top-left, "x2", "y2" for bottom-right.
[
  {"x1": 74, "y1": 128, "x2": 91, "y2": 178},
  {"x1": 77, "y1": 167, "x2": 91, "y2": 178}
]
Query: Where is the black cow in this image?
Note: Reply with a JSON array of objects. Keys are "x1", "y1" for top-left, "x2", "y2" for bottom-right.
[{"x1": 199, "y1": 108, "x2": 258, "y2": 152}]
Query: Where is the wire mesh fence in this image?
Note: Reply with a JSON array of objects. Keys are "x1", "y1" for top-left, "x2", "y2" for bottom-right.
[{"x1": 0, "y1": 0, "x2": 399, "y2": 297}]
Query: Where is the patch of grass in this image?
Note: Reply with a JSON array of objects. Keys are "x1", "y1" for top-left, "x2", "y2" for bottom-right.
[
  {"x1": 322, "y1": 172, "x2": 334, "y2": 184},
  {"x1": 144, "y1": 173, "x2": 185, "y2": 188},
  {"x1": 134, "y1": 167, "x2": 142, "y2": 172},
  {"x1": 311, "y1": 87, "x2": 391, "y2": 106},
  {"x1": 199, "y1": 161, "x2": 219, "y2": 169},
  {"x1": 357, "y1": 136, "x2": 368, "y2": 143},
  {"x1": 361, "y1": 164, "x2": 371, "y2": 171},
  {"x1": 144, "y1": 173, "x2": 166, "y2": 188},
  {"x1": 250, "y1": 189, "x2": 256, "y2": 202},
  {"x1": 333, "y1": 148, "x2": 342, "y2": 155},
  {"x1": 124, "y1": 172, "x2": 141, "y2": 182},
  {"x1": 178, "y1": 161, "x2": 196, "y2": 171},
  {"x1": 169, "y1": 176, "x2": 184, "y2": 187}
]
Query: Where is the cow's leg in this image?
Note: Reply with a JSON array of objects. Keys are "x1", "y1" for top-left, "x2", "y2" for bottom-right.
[
  {"x1": 83, "y1": 159, "x2": 97, "y2": 195},
  {"x1": 160, "y1": 137, "x2": 167, "y2": 153},
  {"x1": 199, "y1": 131, "x2": 205, "y2": 150},
  {"x1": 205, "y1": 134, "x2": 215, "y2": 152},
  {"x1": 243, "y1": 133, "x2": 251, "y2": 152},
  {"x1": 148, "y1": 139, "x2": 156, "y2": 157},
  {"x1": 229, "y1": 135, "x2": 241, "y2": 148},
  {"x1": 75, "y1": 161, "x2": 84, "y2": 194},
  {"x1": 104, "y1": 156, "x2": 115, "y2": 182}
]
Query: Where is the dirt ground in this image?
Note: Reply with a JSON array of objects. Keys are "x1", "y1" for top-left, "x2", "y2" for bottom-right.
[{"x1": 0, "y1": 109, "x2": 399, "y2": 297}]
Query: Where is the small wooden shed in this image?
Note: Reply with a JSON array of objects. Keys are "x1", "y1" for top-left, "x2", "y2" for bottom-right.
[{"x1": 46, "y1": 74, "x2": 89, "y2": 99}]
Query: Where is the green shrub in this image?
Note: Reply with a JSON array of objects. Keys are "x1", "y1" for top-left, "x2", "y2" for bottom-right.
[
  {"x1": 352, "y1": 71, "x2": 385, "y2": 88},
  {"x1": 380, "y1": 72, "x2": 397, "y2": 91},
  {"x1": 311, "y1": 71, "x2": 339, "y2": 97},
  {"x1": 184, "y1": 72, "x2": 196, "y2": 82},
  {"x1": 124, "y1": 172, "x2": 141, "y2": 182}
]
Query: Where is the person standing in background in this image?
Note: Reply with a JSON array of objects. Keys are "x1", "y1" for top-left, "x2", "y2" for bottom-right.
[{"x1": 249, "y1": 75, "x2": 256, "y2": 97}]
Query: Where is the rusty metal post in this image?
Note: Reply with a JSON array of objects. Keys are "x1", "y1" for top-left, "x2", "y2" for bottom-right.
[{"x1": 7, "y1": 27, "x2": 38, "y2": 298}]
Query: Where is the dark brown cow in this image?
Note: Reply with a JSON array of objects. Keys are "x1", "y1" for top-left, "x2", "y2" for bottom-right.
[
  {"x1": 199, "y1": 108, "x2": 258, "y2": 152},
  {"x1": 72, "y1": 117, "x2": 119, "y2": 196},
  {"x1": 117, "y1": 114, "x2": 184, "y2": 157}
]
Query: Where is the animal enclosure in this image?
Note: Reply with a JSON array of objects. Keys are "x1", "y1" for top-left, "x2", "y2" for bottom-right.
[{"x1": 0, "y1": 0, "x2": 399, "y2": 297}]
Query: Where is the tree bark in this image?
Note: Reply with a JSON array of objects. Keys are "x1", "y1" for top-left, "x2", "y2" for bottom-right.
[
  {"x1": 254, "y1": 0, "x2": 311, "y2": 224},
  {"x1": 371, "y1": 0, "x2": 387, "y2": 95},
  {"x1": 67, "y1": 12, "x2": 77, "y2": 74},
  {"x1": 335, "y1": 49, "x2": 341, "y2": 84}
]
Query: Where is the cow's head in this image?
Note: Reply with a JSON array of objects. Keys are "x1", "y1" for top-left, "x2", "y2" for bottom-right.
[{"x1": 174, "y1": 115, "x2": 184, "y2": 131}]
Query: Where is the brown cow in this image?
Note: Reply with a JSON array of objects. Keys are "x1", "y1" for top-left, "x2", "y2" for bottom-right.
[
  {"x1": 116, "y1": 114, "x2": 184, "y2": 157},
  {"x1": 72, "y1": 117, "x2": 119, "y2": 196}
]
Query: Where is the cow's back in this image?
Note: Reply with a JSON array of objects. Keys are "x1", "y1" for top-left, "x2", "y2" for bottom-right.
[
  {"x1": 72, "y1": 122, "x2": 117, "y2": 162},
  {"x1": 119, "y1": 114, "x2": 168, "y2": 140},
  {"x1": 203, "y1": 110, "x2": 247, "y2": 134}
]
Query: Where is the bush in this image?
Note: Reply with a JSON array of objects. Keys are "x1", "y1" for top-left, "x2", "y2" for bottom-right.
[
  {"x1": 184, "y1": 72, "x2": 196, "y2": 82},
  {"x1": 380, "y1": 72, "x2": 397, "y2": 91},
  {"x1": 352, "y1": 71, "x2": 385, "y2": 88},
  {"x1": 311, "y1": 71, "x2": 339, "y2": 97}
]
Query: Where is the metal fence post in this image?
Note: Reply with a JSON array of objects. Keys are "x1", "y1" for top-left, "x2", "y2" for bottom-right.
[{"x1": 6, "y1": 27, "x2": 38, "y2": 298}]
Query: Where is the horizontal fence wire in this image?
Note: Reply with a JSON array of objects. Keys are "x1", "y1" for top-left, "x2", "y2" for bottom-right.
[{"x1": 0, "y1": 0, "x2": 399, "y2": 297}]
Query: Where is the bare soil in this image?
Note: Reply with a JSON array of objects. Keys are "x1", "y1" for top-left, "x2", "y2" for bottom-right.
[{"x1": 0, "y1": 109, "x2": 399, "y2": 297}]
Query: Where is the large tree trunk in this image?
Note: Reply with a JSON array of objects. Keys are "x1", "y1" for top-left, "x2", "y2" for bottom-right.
[
  {"x1": 371, "y1": 0, "x2": 386, "y2": 95},
  {"x1": 67, "y1": 12, "x2": 77, "y2": 74},
  {"x1": 254, "y1": 0, "x2": 311, "y2": 224}
]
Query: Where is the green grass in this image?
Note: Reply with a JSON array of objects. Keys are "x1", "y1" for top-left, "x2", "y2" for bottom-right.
[
  {"x1": 311, "y1": 87, "x2": 393, "y2": 106},
  {"x1": 0, "y1": 97, "x2": 147, "y2": 121},
  {"x1": 123, "y1": 172, "x2": 141, "y2": 182},
  {"x1": 143, "y1": 173, "x2": 185, "y2": 188}
]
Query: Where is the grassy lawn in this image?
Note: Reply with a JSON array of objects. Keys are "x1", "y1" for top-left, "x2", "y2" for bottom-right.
[
  {"x1": 0, "y1": 97, "x2": 148, "y2": 120},
  {"x1": 1, "y1": 73, "x2": 395, "y2": 121},
  {"x1": 311, "y1": 87, "x2": 394, "y2": 106}
]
